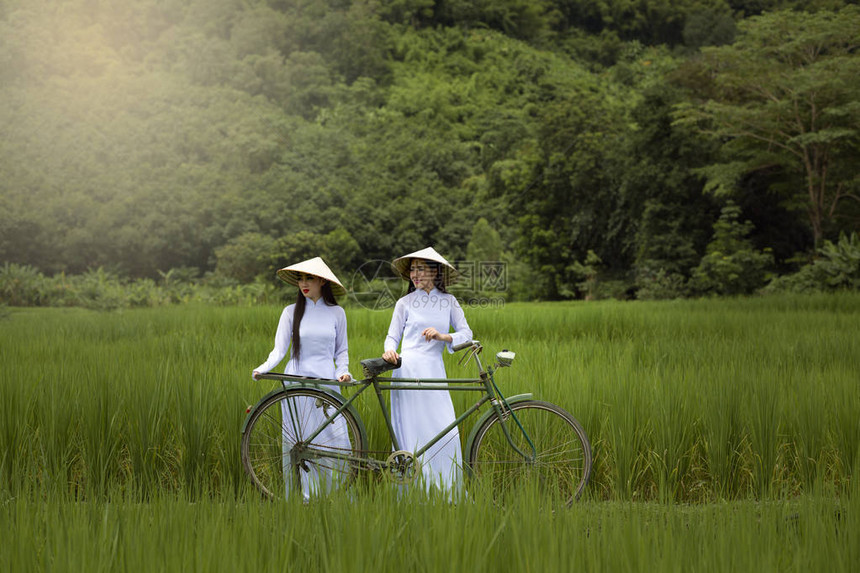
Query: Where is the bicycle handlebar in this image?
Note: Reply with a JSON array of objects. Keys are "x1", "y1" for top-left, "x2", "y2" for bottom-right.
[{"x1": 452, "y1": 340, "x2": 476, "y2": 352}]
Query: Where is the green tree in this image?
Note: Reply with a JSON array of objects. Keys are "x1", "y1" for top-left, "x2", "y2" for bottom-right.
[
  {"x1": 435, "y1": 0, "x2": 550, "y2": 40},
  {"x1": 675, "y1": 7, "x2": 860, "y2": 246},
  {"x1": 466, "y1": 218, "x2": 503, "y2": 263},
  {"x1": 214, "y1": 232, "x2": 280, "y2": 283},
  {"x1": 621, "y1": 80, "x2": 720, "y2": 296},
  {"x1": 464, "y1": 218, "x2": 516, "y2": 299},
  {"x1": 727, "y1": 1, "x2": 853, "y2": 15},
  {"x1": 546, "y1": 0, "x2": 736, "y2": 46},
  {"x1": 321, "y1": 228, "x2": 362, "y2": 279},
  {"x1": 568, "y1": 250, "x2": 603, "y2": 300},
  {"x1": 691, "y1": 201, "x2": 773, "y2": 295},
  {"x1": 513, "y1": 77, "x2": 632, "y2": 299},
  {"x1": 377, "y1": 0, "x2": 435, "y2": 26},
  {"x1": 764, "y1": 231, "x2": 860, "y2": 293},
  {"x1": 682, "y1": 8, "x2": 736, "y2": 49}
]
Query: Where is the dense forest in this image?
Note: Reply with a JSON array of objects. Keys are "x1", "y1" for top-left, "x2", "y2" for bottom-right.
[{"x1": 1, "y1": 0, "x2": 859, "y2": 301}]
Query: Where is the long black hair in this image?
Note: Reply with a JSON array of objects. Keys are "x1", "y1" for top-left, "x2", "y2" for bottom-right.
[
  {"x1": 406, "y1": 259, "x2": 449, "y2": 294},
  {"x1": 291, "y1": 281, "x2": 339, "y2": 361}
]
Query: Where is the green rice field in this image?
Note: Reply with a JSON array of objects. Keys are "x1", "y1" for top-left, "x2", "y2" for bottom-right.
[{"x1": 1, "y1": 294, "x2": 858, "y2": 571}]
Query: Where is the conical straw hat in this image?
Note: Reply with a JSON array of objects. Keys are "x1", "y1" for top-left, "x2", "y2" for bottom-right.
[
  {"x1": 391, "y1": 246, "x2": 459, "y2": 286},
  {"x1": 276, "y1": 257, "x2": 346, "y2": 296}
]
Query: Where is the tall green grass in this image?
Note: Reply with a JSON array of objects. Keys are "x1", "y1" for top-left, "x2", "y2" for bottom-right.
[
  {"x1": 1, "y1": 294, "x2": 859, "y2": 501},
  {"x1": 462, "y1": 295, "x2": 860, "y2": 502},
  {"x1": 0, "y1": 492, "x2": 856, "y2": 572}
]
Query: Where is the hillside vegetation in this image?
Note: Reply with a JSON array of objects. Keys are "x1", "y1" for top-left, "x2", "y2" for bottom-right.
[{"x1": 2, "y1": 0, "x2": 859, "y2": 300}]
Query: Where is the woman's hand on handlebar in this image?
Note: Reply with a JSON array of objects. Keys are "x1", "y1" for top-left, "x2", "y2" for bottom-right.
[
  {"x1": 252, "y1": 370, "x2": 262, "y2": 380},
  {"x1": 382, "y1": 350, "x2": 399, "y2": 364}
]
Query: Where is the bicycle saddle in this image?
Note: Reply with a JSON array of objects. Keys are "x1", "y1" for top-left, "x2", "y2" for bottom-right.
[{"x1": 360, "y1": 357, "x2": 401, "y2": 378}]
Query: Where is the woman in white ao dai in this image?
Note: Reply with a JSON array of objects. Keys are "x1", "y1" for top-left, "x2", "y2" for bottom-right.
[
  {"x1": 383, "y1": 248, "x2": 472, "y2": 493},
  {"x1": 252, "y1": 257, "x2": 352, "y2": 502}
]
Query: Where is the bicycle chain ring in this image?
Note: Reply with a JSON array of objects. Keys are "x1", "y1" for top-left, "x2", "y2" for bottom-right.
[{"x1": 385, "y1": 450, "x2": 420, "y2": 484}]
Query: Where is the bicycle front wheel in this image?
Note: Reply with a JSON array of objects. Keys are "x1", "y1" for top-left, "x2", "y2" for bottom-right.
[
  {"x1": 241, "y1": 387, "x2": 364, "y2": 500},
  {"x1": 468, "y1": 400, "x2": 592, "y2": 504}
]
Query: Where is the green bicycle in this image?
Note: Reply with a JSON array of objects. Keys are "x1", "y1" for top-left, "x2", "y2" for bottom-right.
[{"x1": 241, "y1": 340, "x2": 592, "y2": 504}]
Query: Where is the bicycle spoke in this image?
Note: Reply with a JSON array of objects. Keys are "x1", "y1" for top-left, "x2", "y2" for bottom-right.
[
  {"x1": 468, "y1": 400, "x2": 592, "y2": 504},
  {"x1": 241, "y1": 388, "x2": 364, "y2": 500}
]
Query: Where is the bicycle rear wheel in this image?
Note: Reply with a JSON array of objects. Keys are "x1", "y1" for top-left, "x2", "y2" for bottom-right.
[
  {"x1": 467, "y1": 400, "x2": 592, "y2": 504},
  {"x1": 241, "y1": 387, "x2": 364, "y2": 500}
]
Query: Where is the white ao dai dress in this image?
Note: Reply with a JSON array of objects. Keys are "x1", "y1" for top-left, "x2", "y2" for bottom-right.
[
  {"x1": 384, "y1": 288, "x2": 473, "y2": 493},
  {"x1": 255, "y1": 299, "x2": 351, "y2": 501}
]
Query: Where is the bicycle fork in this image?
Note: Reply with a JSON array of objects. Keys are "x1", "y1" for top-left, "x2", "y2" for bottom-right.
[{"x1": 481, "y1": 370, "x2": 537, "y2": 463}]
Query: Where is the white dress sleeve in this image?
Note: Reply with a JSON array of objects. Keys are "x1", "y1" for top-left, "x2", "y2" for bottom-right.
[
  {"x1": 255, "y1": 306, "x2": 293, "y2": 373},
  {"x1": 384, "y1": 298, "x2": 407, "y2": 352},
  {"x1": 333, "y1": 307, "x2": 352, "y2": 380},
  {"x1": 446, "y1": 296, "x2": 473, "y2": 353}
]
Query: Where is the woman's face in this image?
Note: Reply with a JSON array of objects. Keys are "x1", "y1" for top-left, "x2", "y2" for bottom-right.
[
  {"x1": 410, "y1": 259, "x2": 436, "y2": 292},
  {"x1": 297, "y1": 273, "x2": 325, "y2": 301}
]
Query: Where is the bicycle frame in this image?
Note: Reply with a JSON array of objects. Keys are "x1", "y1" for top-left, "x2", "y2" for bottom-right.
[{"x1": 251, "y1": 342, "x2": 537, "y2": 473}]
